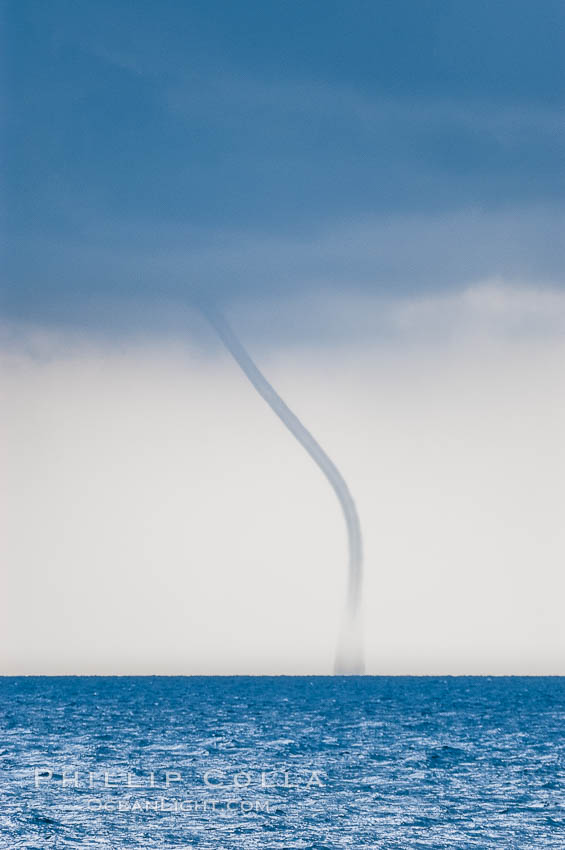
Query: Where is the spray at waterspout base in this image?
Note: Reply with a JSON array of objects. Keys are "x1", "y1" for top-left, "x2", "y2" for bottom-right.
[{"x1": 334, "y1": 604, "x2": 365, "y2": 674}]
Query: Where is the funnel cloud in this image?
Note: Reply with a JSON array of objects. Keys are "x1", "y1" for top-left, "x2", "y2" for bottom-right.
[{"x1": 200, "y1": 301, "x2": 364, "y2": 674}]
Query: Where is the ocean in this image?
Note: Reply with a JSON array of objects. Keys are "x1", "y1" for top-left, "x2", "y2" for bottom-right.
[{"x1": 0, "y1": 676, "x2": 563, "y2": 848}]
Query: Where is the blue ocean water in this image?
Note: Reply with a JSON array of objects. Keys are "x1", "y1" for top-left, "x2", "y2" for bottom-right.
[{"x1": 0, "y1": 677, "x2": 563, "y2": 849}]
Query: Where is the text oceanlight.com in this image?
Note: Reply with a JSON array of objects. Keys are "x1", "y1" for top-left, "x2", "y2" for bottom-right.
[{"x1": 33, "y1": 767, "x2": 327, "y2": 816}]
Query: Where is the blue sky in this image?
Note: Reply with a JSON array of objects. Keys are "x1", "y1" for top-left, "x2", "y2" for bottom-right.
[{"x1": 3, "y1": 0, "x2": 565, "y2": 329}]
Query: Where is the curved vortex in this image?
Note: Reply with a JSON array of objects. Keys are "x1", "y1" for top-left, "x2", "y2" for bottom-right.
[{"x1": 200, "y1": 301, "x2": 364, "y2": 673}]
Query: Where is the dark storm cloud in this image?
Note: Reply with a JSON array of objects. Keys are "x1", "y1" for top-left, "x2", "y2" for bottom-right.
[{"x1": 3, "y1": 0, "x2": 565, "y2": 329}]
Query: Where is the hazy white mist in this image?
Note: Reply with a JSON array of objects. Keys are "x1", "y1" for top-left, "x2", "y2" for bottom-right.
[{"x1": 2, "y1": 283, "x2": 564, "y2": 674}]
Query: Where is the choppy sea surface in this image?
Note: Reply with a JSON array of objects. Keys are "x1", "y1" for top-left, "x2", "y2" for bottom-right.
[{"x1": 0, "y1": 676, "x2": 563, "y2": 849}]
